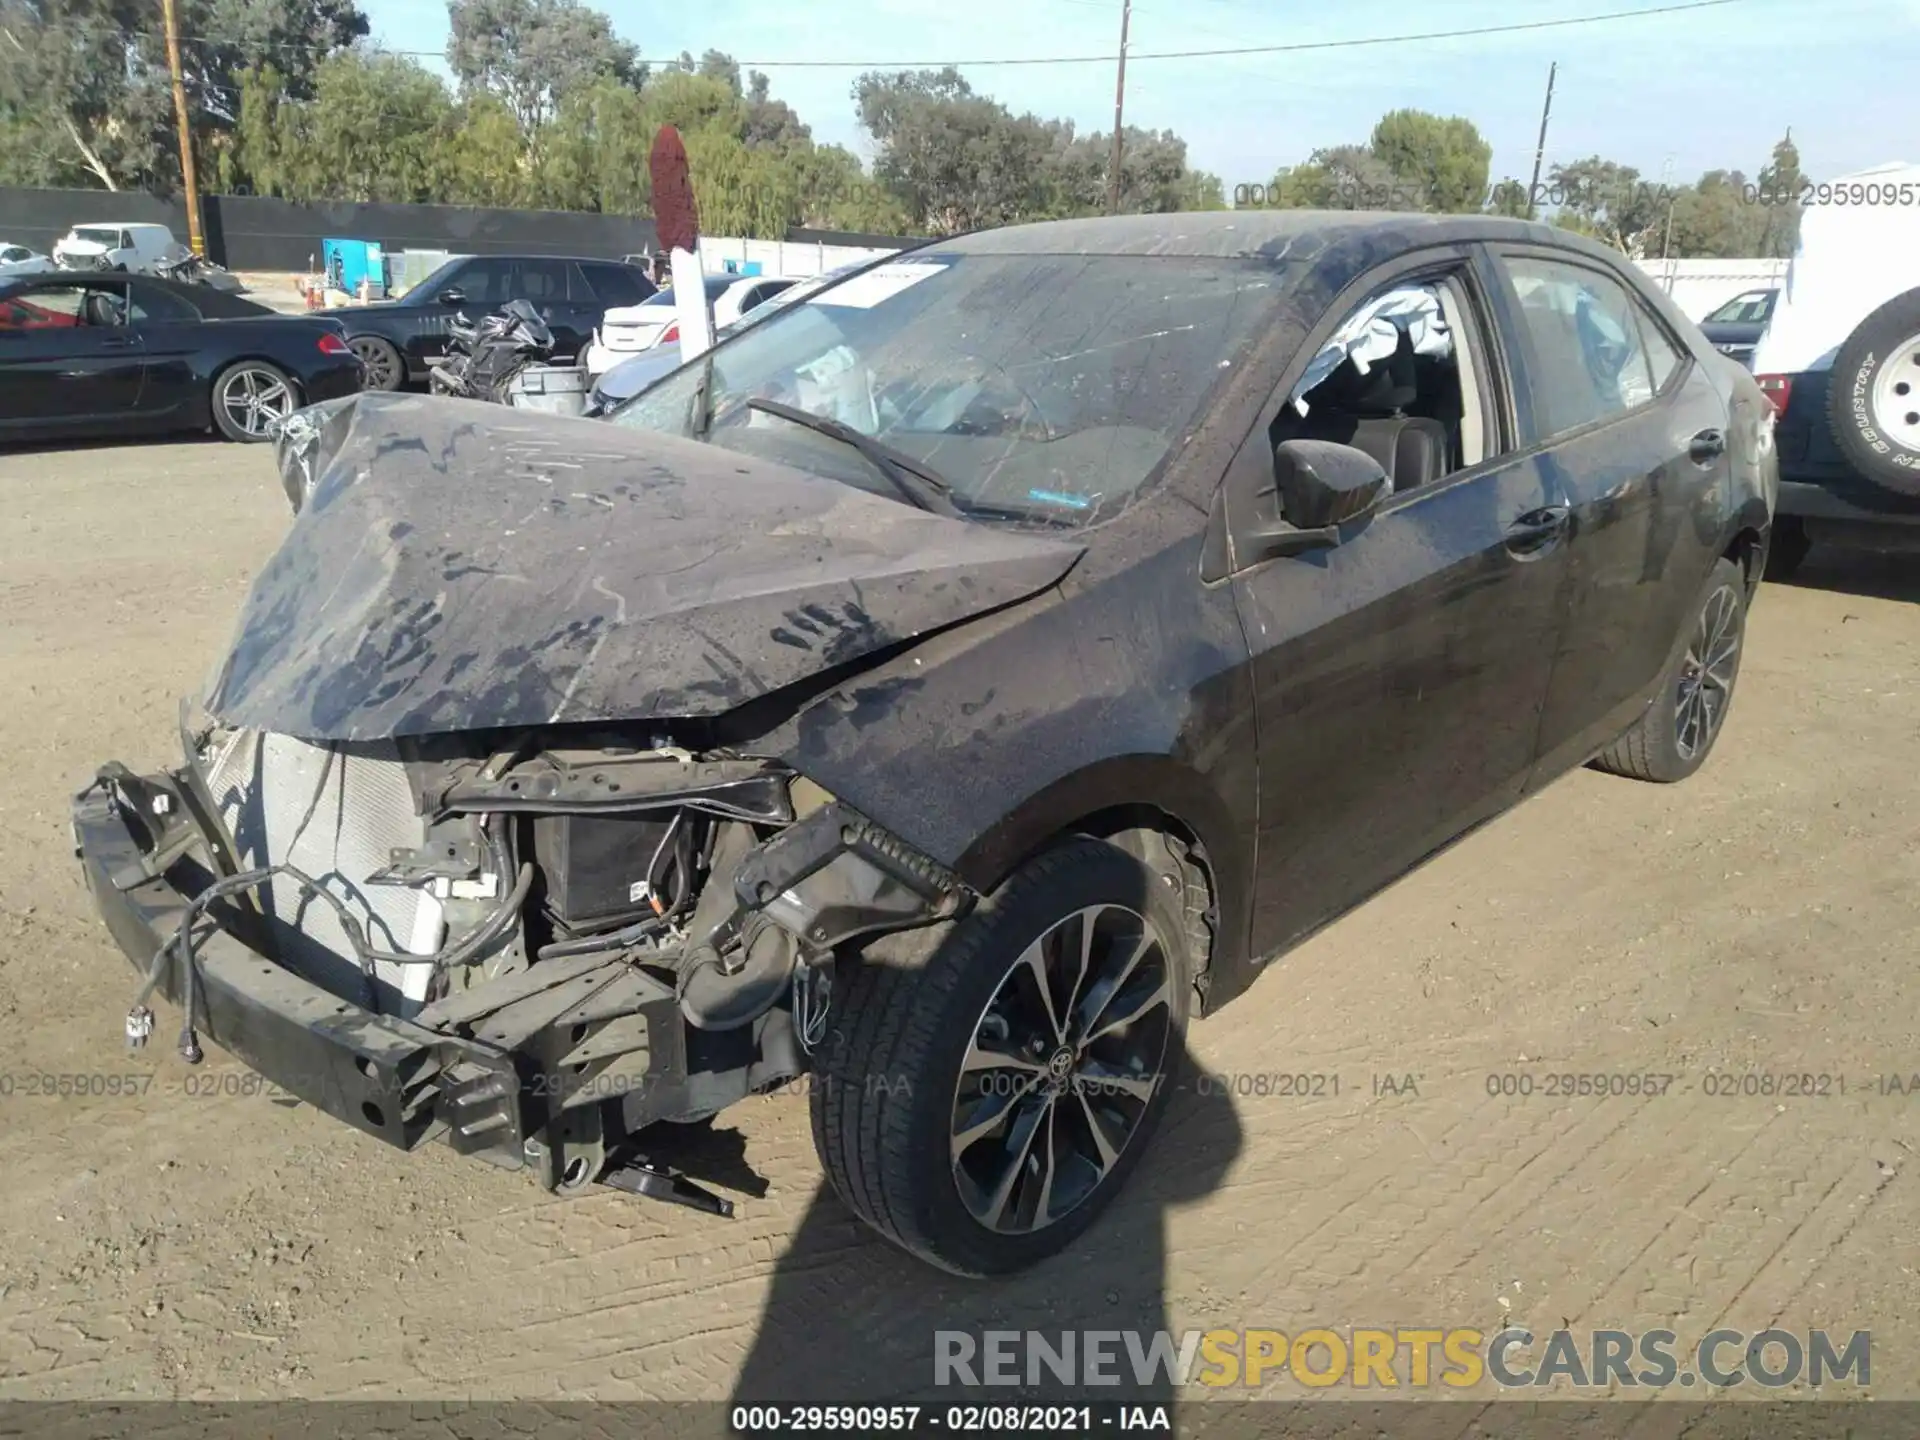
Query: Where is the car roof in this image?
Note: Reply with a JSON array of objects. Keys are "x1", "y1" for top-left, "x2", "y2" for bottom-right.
[
  {"x1": 932, "y1": 210, "x2": 1610, "y2": 262},
  {"x1": 462, "y1": 254, "x2": 645, "y2": 266},
  {"x1": 0, "y1": 270, "x2": 275, "y2": 317}
]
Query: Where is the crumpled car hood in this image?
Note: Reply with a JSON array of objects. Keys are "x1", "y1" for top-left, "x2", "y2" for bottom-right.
[{"x1": 206, "y1": 392, "x2": 1085, "y2": 741}]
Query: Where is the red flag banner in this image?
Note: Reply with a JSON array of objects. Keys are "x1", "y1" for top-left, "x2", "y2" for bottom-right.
[{"x1": 649, "y1": 125, "x2": 700, "y2": 255}]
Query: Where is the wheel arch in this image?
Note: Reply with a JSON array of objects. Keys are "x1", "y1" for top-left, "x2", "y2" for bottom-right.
[
  {"x1": 1719, "y1": 495, "x2": 1772, "y2": 598},
  {"x1": 950, "y1": 755, "x2": 1252, "y2": 1014}
]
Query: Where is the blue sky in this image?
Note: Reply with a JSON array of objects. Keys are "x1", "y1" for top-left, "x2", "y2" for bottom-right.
[{"x1": 356, "y1": 0, "x2": 1918, "y2": 190}]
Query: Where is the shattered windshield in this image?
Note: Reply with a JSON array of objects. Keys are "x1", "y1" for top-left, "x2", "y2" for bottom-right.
[
  {"x1": 608, "y1": 252, "x2": 1292, "y2": 527},
  {"x1": 70, "y1": 227, "x2": 123, "y2": 247}
]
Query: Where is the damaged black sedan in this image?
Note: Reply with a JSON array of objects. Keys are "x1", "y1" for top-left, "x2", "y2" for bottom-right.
[{"x1": 73, "y1": 213, "x2": 1775, "y2": 1276}]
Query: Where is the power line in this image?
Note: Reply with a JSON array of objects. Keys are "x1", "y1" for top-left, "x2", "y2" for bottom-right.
[
  {"x1": 733, "y1": 0, "x2": 1753, "y2": 67},
  {"x1": 55, "y1": 0, "x2": 1755, "y2": 69}
]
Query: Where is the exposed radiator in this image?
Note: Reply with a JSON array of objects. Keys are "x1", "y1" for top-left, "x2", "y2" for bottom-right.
[{"x1": 204, "y1": 730, "x2": 438, "y2": 1012}]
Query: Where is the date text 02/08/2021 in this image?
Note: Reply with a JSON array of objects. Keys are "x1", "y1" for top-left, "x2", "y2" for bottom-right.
[{"x1": 730, "y1": 1404, "x2": 1170, "y2": 1435}]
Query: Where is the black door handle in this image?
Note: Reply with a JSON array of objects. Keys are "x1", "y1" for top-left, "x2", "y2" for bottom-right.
[
  {"x1": 1689, "y1": 428, "x2": 1727, "y2": 463},
  {"x1": 1506, "y1": 503, "x2": 1571, "y2": 556}
]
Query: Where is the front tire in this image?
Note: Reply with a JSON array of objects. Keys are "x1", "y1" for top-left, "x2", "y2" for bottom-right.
[
  {"x1": 1592, "y1": 557, "x2": 1747, "y2": 783},
  {"x1": 810, "y1": 839, "x2": 1191, "y2": 1276},
  {"x1": 210, "y1": 361, "x2": 297, "y2": 443}
]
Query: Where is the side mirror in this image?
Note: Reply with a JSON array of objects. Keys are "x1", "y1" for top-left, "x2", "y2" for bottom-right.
[
  {"x1": 1236, "y1": 439, "x2": 1390, "y2": 563},
  {"x1": 438, "y1": 287, "x2": 466, "y2": 306}
]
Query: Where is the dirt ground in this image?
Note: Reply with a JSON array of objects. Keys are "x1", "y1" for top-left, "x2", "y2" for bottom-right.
[{"x1": 0, "y1": 436, "x2": 1916, "y2": 1407}]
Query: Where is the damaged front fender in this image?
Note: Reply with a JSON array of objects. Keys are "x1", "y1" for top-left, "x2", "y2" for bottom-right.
[
  {"x1": 734, "y1": 798, "x2": 974, "y2": 953},
  {"x1": 267, "y1": 394, "x2": 361, "y2": 515}
]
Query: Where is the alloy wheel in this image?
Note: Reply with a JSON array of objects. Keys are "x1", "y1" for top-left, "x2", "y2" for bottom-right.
[
  {"x1": 1674, "y1": 582, "x2": 1742, "y2": 760},
  {"x1": 949, "y1": 902, "x2": 1174, "y2": 1235},
  {"x1": 218, "y1": 367, "x2": 294, "y2": 438},
  {"x1": 1868, "y1": 331, "x2": 1920, "y2": 452},
  {"x1": 350, "y1": 337, "x2": 399, "y2": 390}
]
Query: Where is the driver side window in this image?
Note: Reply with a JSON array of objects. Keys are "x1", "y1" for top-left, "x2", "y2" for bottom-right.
[
  {"x1": 1265, "y1": 270, "x2": 1502, "y2": 499},
  {"x1": 450, "y1": 258, "x2": 513, "y2": 304}
]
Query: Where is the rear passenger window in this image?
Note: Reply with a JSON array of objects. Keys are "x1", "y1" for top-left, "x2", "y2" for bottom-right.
[
  {"x1": 1637, "y1": 308, "x2": 1683, "y2": 393},
  {"x1": 128, "y1": 283, "x2": 200, "y2": 322},
  {"x1": 516, "y1": 259, "x2": 569, "y2": 302},
  {"x1": 1501, "y1": 255, "x2": 1660, "y2": 438},
  {"x1": 580, "y1": 263, "x2": 647, "y2": 307}
]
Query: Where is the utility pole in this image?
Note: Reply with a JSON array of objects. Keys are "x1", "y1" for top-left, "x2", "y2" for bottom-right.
[
  {"x1": 1658, "y1": 154, "x2": 1677, "y2": 288},
  {"x1": 1105, "y1": 0, "x2": 1131, "y2": 216},
  {"x1": 1524, "y1": 61, "x2": 1557, "y2": 222},
  {"x1": 160, "y1": 0, "x2": 205, "y2": 256}
]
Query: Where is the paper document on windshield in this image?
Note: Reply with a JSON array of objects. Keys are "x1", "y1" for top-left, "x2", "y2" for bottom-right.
[{"x1": 810, "y1": 261, "x2": 947, "y2": 309}]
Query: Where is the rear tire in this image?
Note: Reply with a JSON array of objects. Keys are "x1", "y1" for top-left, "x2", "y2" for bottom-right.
[
  {"x1": 810, "y1": 838, "x2": 1190, "y2": 1277},
  {"x1": 350, "y1": 335, "x2": 405, "y2": 392},
  {"x1": 1826, "y1": 286, "x2": 1920, "y2": 498},
  {"x1": 210, "y1": 361, "x2": 297, "y2": 443},
  {"x1": 1592, "y1": 557, "x2": 1747, "y2": 783}
]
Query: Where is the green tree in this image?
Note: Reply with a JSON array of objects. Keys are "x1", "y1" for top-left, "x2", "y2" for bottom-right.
[
  {"x1": 789, "y1": 142, "x2": 910, "y2": 232},
  {"x1": 438, "y1": 92, "x2": 528, "y2": 206},
  {"x1": 1548, "y1": 156, "x2": 1667, "y2": 253},
  {"x1": 1369, "y1": 109, "x2": 1491, "y2": 212},
  {"x1": 1662, "y1": 168, "x2": 1767, "y2": 258},
  {"x1": 263, "y1": 50, "x2": 455, "y2": 202},
  {"x1": 1046, "y1": 123, "x2": 1196, "y2": 216},
  {"x1": 1754, "y1": 128, "x2": 1803, "y2": 257},
  {"x1": 1487, "y1": 177, "x2": 1530, "y2": 217},
  {"x1": 854, "y1": 67, "x2": 1056, "y2": 234},
  {"x1": 743, "y1": 69, "x2": 810, "y2": 153},
  {"x1": 532, "y1": 74, "x2": 650, "y2": 211},
  {"x1": 447, "y1": 0, "x2": 642, "y2": 134},
  {"x1": 0, "y1": 0, "x2": 365, "y2": 191},
  {"x1": 1265, "y1": 144, "x2": 1403, "y2": 209}
]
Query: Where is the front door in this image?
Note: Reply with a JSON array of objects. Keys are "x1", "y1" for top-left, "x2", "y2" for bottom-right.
[
  {"x1": 1228, "y1": 254, "x2": 1570, "y2": 962},
  {"x1": 0, "y1": 281, "x2": 146, "y2": 427}
]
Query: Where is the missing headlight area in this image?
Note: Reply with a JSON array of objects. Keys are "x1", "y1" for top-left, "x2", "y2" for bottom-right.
[{"x1": 162, "y1": 723, "x2": 971, "y2": 1202}]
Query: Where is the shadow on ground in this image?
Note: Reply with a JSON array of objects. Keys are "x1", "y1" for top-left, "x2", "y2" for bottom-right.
[
  {"x1": 729, "y1": 1049, "x2": 1242, "y2": 1411},
  {"x1": 1779, "y1": 543, "x2": 1920, "y2": 604},
  {"x1": 0, "y1": 432, "x2": 222, "y2": 456}
]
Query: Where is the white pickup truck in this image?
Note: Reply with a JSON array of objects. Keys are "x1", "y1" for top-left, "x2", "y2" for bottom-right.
[{"x1": 1749, "y1": 160, "x2": 1920, "y2": 576}]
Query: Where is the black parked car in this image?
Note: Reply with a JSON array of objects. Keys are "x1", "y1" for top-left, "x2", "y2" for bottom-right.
[
  {"x1": 332, "y1": 253, "x2": 657, "y2": 390},
  {"x1": 72, "y1": 212, "x2": 1773, "y2": 1277},
  {"x1": 0, "y1": 272, "x2": 361, "y2": 444},
  {"x1": 1697, "y1": 286, "x2": 1777, "y2": 368}
]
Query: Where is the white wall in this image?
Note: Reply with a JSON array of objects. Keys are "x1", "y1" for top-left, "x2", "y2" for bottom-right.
[
  {"x1": 1632, "y1": 257, "x2": 1789, "y2": 322},
  {"x1": 694, "y1": 236, "x2": 904, "y2": 279}
]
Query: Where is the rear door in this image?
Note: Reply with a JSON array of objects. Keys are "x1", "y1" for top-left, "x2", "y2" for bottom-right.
[
  {"x1": 0, "y1": 280, "x2": 146, "y2": 427},
  {"x1": 1483, "y1": 247, "x2": 1733, "y2": 781},
  {"x1": 414, "y1": 256, "x2": 515, "y2": 365},
  {"x1": 1228, "y1": 247, "x2": 1571, "y2": 962},
  {"x1": 508, "y1": 257, "x2": 582, "y2": 355},
  {"x1": 121, "y1": 278, "x2": 209, "y2": 420}
]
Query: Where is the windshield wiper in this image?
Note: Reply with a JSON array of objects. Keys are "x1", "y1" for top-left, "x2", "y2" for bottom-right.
[{"x1": 745, "y1": 398, "x2": 961, "y2": 516}]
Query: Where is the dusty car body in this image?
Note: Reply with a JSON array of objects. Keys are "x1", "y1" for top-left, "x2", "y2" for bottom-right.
[{"x1": 74, "y1": 212, "x2": 1774, "y2": 1276}]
